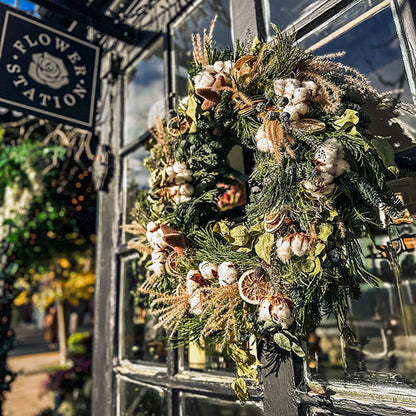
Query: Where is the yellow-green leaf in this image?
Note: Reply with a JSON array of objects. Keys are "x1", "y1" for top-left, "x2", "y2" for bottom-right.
[
  {"x1": 232, "y1": 378, "x2": 249, "y2": 404},
  {"x1": 318, "y1": 223, "x2": 333, "y2": 242},
  {"x1": 213, "y1": 221, "x2": 232, "y2": 242},
  {"x1": 333, "y1": 109, "x2": 359, "y2": 132},
  {"x1": 371, "y1": 137, "x2": 399, "y2": 177},
  {"x1": 230, "y1": 225, "x2": 249, "y2": 246},
  {"x1": 328, "y1": 209, "x2": 338, "y2": 221},
  {"x1": 248, "y1": 221, "x2": 264, "y2": 234},
  {"x1": 185, "y1": 95, "x2": 198, "y2": 133},
  {"x1": 310, "y1": 257, "x2": 321, "y2": 276},
  {"x1": 301, "y1": 258, "x2": 315, "y2": 273},
  {"x1": 315, "y1": 242, "x2": 326, "y2": 256},
  {"x1": 254, "y1": 232, "x2": 274, "y2": 264},
  {"x1": 274, "y1": 333, "x2": 291, "y2": 351},
  {"x1": 291, "y1": 343, "x2": 305, "y2": 358}
]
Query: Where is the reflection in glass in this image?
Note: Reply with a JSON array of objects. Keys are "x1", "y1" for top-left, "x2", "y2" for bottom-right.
[
  {"x1": 268, "y1": 0, "x2": 324, "y2": 34},
  {"x1": 118, "y1": 377, "x2": 167, "y2": 416},
  {"x1": 299, "y1": 0, "x2": 416, "y2": 382},
  {"x1": 299, "y1": 1, "x2": 412, "y2": 104},
  {"x1": 182, "y1": 339, "x2": 236, "y2": 373},
  {"x1": 172, "y1": 0, "x2": 232, "y2": 99},
  {"x1": 124, "y1": 38, "x2": 164, "y2": 145},
  {"x1": 123, "y1": 146, "x2": 150, "y2": 241},
  {"x1": 119, "y1": 256, "x2": 167, "y2": 364},
  {"x1": 309, "y1": 220, "x2": 416, "y2": 381},
  {"x1": 180, "y1": 392, "x2": 263, "y2": 416}
]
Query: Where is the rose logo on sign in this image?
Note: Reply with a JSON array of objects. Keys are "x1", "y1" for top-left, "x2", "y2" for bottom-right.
[{"x1": 28, "y1": 52, "x2": 69, "y2": 89}]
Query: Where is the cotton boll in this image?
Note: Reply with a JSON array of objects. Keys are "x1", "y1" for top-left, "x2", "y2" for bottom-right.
[
  {"x1": 152, "y1": 249, "x2": 167, "y2": 263},
  {"x1": 273, "y1": 79, "x2": 286, "y2": 96},
  {"x1": 152, "y1": 261, "x2": 166, "y2": 277},
  {"x1": 276, "y1": 238, "x2": 293, "y2": 263},
  {"x1": 194, "y1": 71, "x2": 215, "y2": 89},
  {"x1": 182, "y1": 168, "x2": 193, "y2": 177},
  {"x1": 218, "y1": 262, "x2": 239, "y2": 286},
  {"x1": 316, "y1": 172, "x2": 334, "y2": 187},
  {"x1": 223, "y1": 60, "x2": 232, "y2": 73},
  {"x1": 174, "y1": 174, "x2": 188, "y2": 185},
  {"x1": 285, "y1": 78, "x2": 301, "y2": 88},
  {"x1": 283, "y1": 105, "x2": 300, "y2": 121},
  {"x1": 292, "y1": 88, "x2": 309, "y2": 104},
  {"x1": 258, "y1": 299, "x2": 272, "y2": 321},
  {"x1": 199, "y1": 261, "x2": 218, "y2": 280},
  {"x1": 332, "y1": 158, "x2": 350, "y2": 177},
  {"x1": 166, "y1": 166, "x2": 176, "y2": 182},
  {"x1": 295, "y1": 102, "x2": 309, "y2": 115},
  {"x1": 179, "y1": 183, "x2": 194, "y2": 197},
  {"x1": 186, "y1": 270, "x2": 204, "y2": 294},
  {"x1": 291, "y1": 234, "x2": 309, "y2": 257},
  {"x1": 179, "y1": 195, "x2": 192, "y2": 203},
  {"x1": 189, "y1": 288, "x2": 205, "y2": 315},
  {"x1": 301, "y1": 80, "x2": 317, "y2": 97},
  {"x1": 284, "y1": 84, "x2": 297, "y2": 98},
  {"x1": 270, "y1": 302, "x2": 294, "y2": 329},
  {"x1": 173, "y1": 162, "x2": 186, "y2": 174},
  {"x1": 255, "y1": 125, "x2": 266, "y2": 141},
  {"x1": 257, "y1": 138, "x2": 273, "y2": 153}
]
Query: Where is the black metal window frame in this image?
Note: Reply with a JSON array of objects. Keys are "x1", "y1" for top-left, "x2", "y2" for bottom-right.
[{"x1": 92, "y1": 1, "x2": 416, "y2": 415}]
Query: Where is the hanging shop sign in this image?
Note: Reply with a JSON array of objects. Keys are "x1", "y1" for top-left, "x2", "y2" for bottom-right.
[{"x1": 0, "y1": 3, "x2": 100, "y2": 130}]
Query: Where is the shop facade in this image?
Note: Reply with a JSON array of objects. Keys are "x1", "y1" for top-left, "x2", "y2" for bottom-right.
[{"x1": 92, "y1": 1, "x2": 416, "y2": 415}]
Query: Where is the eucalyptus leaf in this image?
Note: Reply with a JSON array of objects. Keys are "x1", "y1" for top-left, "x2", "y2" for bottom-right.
[
  {"x1": 232, "y1": 378, "x2": 249, "y2": 404},
  {"x1": 291, "y1": 343, "x2": 305, "y2": 357},
  {"x1": 371, "y1": 137, "x2": 399, "y2": 177},
  {"x1": 317, "y1": 223, "x2": 333, "y2": 242},
  {"x1": 315, "y1": 242, "x2": 325, "y2": 256},
  {"x1": 230, "y1": 225, "x2": 249, "y2": 246},
  {"x1": 301, "y1": 258, "x2": 315, "y2": 273},
  {"x1": 254, "y1": 232, "x2": 274, "y2": 264},
  {"x1": 273, "y1": 332, "x2": 291, "y2": 351}
]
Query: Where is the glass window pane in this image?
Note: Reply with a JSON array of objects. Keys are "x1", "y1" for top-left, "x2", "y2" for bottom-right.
[
  {"x1": 118, "y1": 377, "x2": 168, "y2": 416},
  {"x1": 119, "y1": 256, "x2": 167, "y2": 364},
  {"x1": 268, "y1": 0, "x2": 325, "y2": 34},
  {"x1": 180, "y1": 392, "x2": 263, "y2": 416},
  {"x1": 172, "y1": 0, "x2": 232, "y2": 99},
  {"x1": 124, "y1": 38, "x2": 164, "y2": 145},
  {"x1": 123, "y1": 145, "x2": 150, "y2": 242},
  {"x1": 299, "y1": 1, "x2": 413, "y2": 104},
  {"x1": 298, "y1": 0, "x2": 416, "y2": 383}
]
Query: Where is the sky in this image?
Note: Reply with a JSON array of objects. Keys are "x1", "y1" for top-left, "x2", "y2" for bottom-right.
[{"x1": 0, "y1": 0, "x2": 36, "y2": 13}]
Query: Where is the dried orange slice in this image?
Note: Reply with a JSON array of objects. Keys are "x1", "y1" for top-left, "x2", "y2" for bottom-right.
[
  {"x1": 238, "y1": 269, "x2": 271, "y2": 305},
  {"x1": 291, "y1": 118, "x2": 326, "y2": 133}
]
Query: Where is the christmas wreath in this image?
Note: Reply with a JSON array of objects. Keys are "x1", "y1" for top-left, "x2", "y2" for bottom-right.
[{"x1": 125, "y1": 20, "x2": 411, "y2": 402}]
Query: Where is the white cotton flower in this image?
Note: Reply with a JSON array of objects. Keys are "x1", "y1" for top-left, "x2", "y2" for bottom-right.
[
  {"x1": 173, "y1": 162, "x2": 187, "y2": 174},
  {"x1": 273, "y1": 79, "x2": 286, "y2": 96},
  {"x1": 255, "y1": 125, "x2": 266, "y2": 141},
  {"x1": 152, "y1": 261, "x2": 165, "y2": 277},
  {"x1": 189, "y1": 288, "x2": 205, "y2": 315},
  {"x1": 258, "y1": 299, "x2": 272, "y2": 321},
  {"x1": 285, "y1": 78, "x2": 301, "y2": 88},
  {"x1": 186, "y1": 270, "x2": 203, "y2": 294},
  {"x1": 152, "y1": 249, "x2": 167, "y2": 263},
  {"x1": 276, "y1": 238, "x2": 293, "y2": 263},
  {"x1": 199, "y1": 261, "x2": 218, "y2": 280},
  {"x1": 282, "y1": 105, "x2": 300, "y2": 121},
  {"x1": 292, "y1": 87, "x2": 309, "y2": 104},
  {"x1": 194, "y1": 71, "x2": 215, "y2": 89},
  {"x1": 218, "y1": 262, "x2": 239, "y2": 286},
  {"x1": 213, "y1": 60, "x2": 232, "y2": 74},
  {"x1": 332, "y1": 158, "x2": 349, "y2": 176},
  {"x1": 257, "y1": 138, "x2": 273, "y2": 153},
  {"x1": 174, "y1": 172, "x2": 192, "y2": 185},
  {"x1": 166, "y1": 166, "x2": 176, "y2": 182},
  {"x1": 270, "y1": 302, "x2": 294, "y2": 329},
  {"x1": 291, "y1": 234, "x2": 309, "y2": 257},
  {"x1": 295, "y1": 102, "x2": 309, "y2": 115},
  {"x1": 179, "y1": 183, "x2": 194, "y2": 197},
  {"x1": 147, "y1": 222, "x2": 159, "y2": 232},
  {"x1": 223, "y1": 60, "x2": 233, "y2": 74},
  {"x1": 179, "y1": 195, "x2": 192, "y2": 203},
  {"x1": 301, "y1": 80, "x2": 318, "y2": 97}
]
